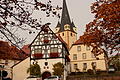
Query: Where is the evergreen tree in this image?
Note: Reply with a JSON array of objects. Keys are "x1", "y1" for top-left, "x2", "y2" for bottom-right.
[{"x1": 27, "y1": 62, "x2": 41, "y2": 77}]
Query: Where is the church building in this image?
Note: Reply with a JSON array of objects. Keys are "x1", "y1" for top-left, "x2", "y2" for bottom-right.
[
  {"x1": 54, "y1": 0, "x2": 106, "y2": 73},
  {"x1": 55, "y1": 0, "x2": 77, "y2": 49}
]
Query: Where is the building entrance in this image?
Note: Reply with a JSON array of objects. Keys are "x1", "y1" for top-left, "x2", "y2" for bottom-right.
[{"x1": 42, "y1": 71, "x2": 51, "y2": 80}]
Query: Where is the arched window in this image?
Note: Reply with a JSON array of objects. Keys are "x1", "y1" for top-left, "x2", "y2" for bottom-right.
[
  {"x1": 71, "y1": 33, "x2": 72, "y2": 36},
  {"x1": 62, "y1": 33, "x2": 64, "y2": 36}
]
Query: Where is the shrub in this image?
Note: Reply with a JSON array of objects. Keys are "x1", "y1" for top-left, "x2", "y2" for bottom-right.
[
  {"x1": 87, "y1": 69, "x2": 93, "y2": 75},
  {"x1": 96, "y1": 69, "x2": 101, "y2": 75}
]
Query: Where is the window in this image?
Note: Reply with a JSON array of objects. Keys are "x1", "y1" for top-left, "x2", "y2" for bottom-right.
[
  {"x1": 64, "y1": 24, "x2": 70, "y2": 30},
  {"x1": 83, "y1": 63, "x2": 87, "y2": 70},
  {"x1": 44, "y1": 49, "x2": 48, "y2": 58},
  {"x1": 0, "y1": 65, "x2": 4, "y2": 68},
  {"x1": 5, "y1": 60, "x2": 8, "y2": 65},
  {"x1": 56, "y1": 29, "x2": 58, "y2": 31},
  {"x1": 86, "y1": 45, "x2": 90, "y2": 51},
  {"x1": 34, "y1": 48, "x2": 42, "y2": 53},
  {"x1": 0, "y1": 60, "x2": 1, "y2": 63},
  {"x1": 44, "y1": 49, "x2": 48, "y2": 54},
  {"x1": 71, "y1": 33, "x2": 72, "y2": 36},
  {"x1": 62, "y1": 33, "x2": 64, "y2": 36},
  {"x1": 50, "y1": 47, "x2": 58, "y2": 53},
  {"x1": 74, "y1": 64, "x2": 78, "y2": 69},
  {"x1": 92, "y1": 62, "x2": 96, "y2": 66},
  {"x1": 58, "y1": 34, "x2": 60, "y2": 36},
  {"x1": 91, "y1": 62, "x2": 97, "y2": 67},
  {"x1": 36, "y1": 41, "x2": 39, "y2": 45},
  {"x1": 44, "y1": 36, "x2": 48, "y2": 40},
  {"x1": 45, "y1": 62, "x2": 48, "y2": 66},
  {"x1": 44, "y1": 36, "x2": 49, "y2": 43},
  {"x1": 91, "y1": 53, "x2": 95, "y2": 58},
  {"x1": 73, "y1": 54, "x2": 77, "y2": 60},
  {"x1": 65, "y1": 25, "x2": 67, "y2": 28},
  {"x1": 77, "y1": 46, "x2": 81, "y2": 51},
  {"x1": 82, "y1": 53, "x2": 86, "y2": 59}
]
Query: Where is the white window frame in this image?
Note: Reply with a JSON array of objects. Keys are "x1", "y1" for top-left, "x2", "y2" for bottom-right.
[
  {"x1": 86, "y1": 45, "x2": 90, "y2": 51},
  {"x1": 77, "y1": 46, "x2": 81, "y2": 51},
  {"x1": 73, "y1": 54, "x2": 77, "y2": 60},
  {"x1": 91, "y1": 53, "x2": 95, "y2": 58},
  {"x1": 82, "y1": 53, "x2": 86, "y2": 59},
  {"x1": 74, "y1": 64, "x2": 78, "y2": 69},
  {"x1": 83, "y1": 63, "x2": 87, "y2": 70},
  {"x1": 50, "y1": 47, "x2": 58, "y2": 53}
]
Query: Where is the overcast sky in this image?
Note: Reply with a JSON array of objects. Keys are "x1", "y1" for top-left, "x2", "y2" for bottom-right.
[
  {"x1": 49, "y1": 0, "x2": 95, "y2": 36},
  {"x1": 35, "y1": 0, "x2": 95, "y2": 36},
  {"x1": 25, "y1": 0, "x2": 95, "y2": 44}
]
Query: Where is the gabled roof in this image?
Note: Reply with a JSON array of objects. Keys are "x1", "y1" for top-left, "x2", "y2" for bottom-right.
[
  {"x1": 22, "y1": 44, "x2": 30, "y2": 55},
  {"x1": 73, "y1": 38, "x2": 84, "y2": 45},
  {"x1": 29, "y1": 25, "x2": 69, "y2": 54}
]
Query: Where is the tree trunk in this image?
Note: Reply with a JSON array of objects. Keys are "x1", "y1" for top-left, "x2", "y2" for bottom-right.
[{"x1": 103, "y1": 50, "x2": 109, "y2": 72}]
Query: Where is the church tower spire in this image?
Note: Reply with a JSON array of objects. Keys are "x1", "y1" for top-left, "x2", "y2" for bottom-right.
[
  {"x1": 60, "y1": 0, "x2": 71, "y2": 32},
  {"x1": 55, "y1": 0, "x2": 77, "y2": 49}
]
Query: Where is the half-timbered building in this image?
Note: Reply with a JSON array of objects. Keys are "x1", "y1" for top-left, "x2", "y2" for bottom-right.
[{"x1": 29, "y1": 25, "x2": 70, "y2": 80}]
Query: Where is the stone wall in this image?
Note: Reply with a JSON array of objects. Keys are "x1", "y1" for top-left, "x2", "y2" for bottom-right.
[{"x1": 67, "y1": 75, "x2": 120, "y2": 80}]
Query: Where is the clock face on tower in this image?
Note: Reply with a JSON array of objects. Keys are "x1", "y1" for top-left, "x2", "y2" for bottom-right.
[
  {"x1": 64, "y1": 24, "x2": 70, "y2": 30},
  {"x1": 73, "y1": 27, "x2": 77, "y2": 32}
]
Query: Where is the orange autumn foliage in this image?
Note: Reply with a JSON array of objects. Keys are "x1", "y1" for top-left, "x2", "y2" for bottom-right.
[{"x1": 81, "y1": 0, "x2": 120, "y2": 58}]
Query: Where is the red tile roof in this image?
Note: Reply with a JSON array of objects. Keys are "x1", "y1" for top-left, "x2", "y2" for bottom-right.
[
  {"x1": 0, "y1": 41, "x2": 11, "y2": 59},
  {"x1": 10, "y1": 46, "x2": 21, "y2": 59},
  {"x1": 22, "y1": 44, "x2": 30, "y2": 55},
  {"x1": 0, "y1": 40, "x2": 28, "y2": 60},
  {"x1": 73, "y1": 38, "x2": 84, "y2": 45}
]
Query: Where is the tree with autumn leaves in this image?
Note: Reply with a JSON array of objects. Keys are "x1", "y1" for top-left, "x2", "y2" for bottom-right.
[
  {"x1": 81, "y1": 0, "x2": 120, "y2": 70},
  {"x1": 0, "y1": 0, "x2": 61, "y2": 47}
]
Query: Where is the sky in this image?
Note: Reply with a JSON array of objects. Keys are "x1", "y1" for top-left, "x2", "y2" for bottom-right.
[
  {"x1": 0, "y1": 0, "x2": 95, "y2": 45},
  {"x1": 63, "y1": 0, "x2": 95, "y2": 36},
  {"x1": 24, "y1": 0, "x2": 95, "y2": 44}
]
